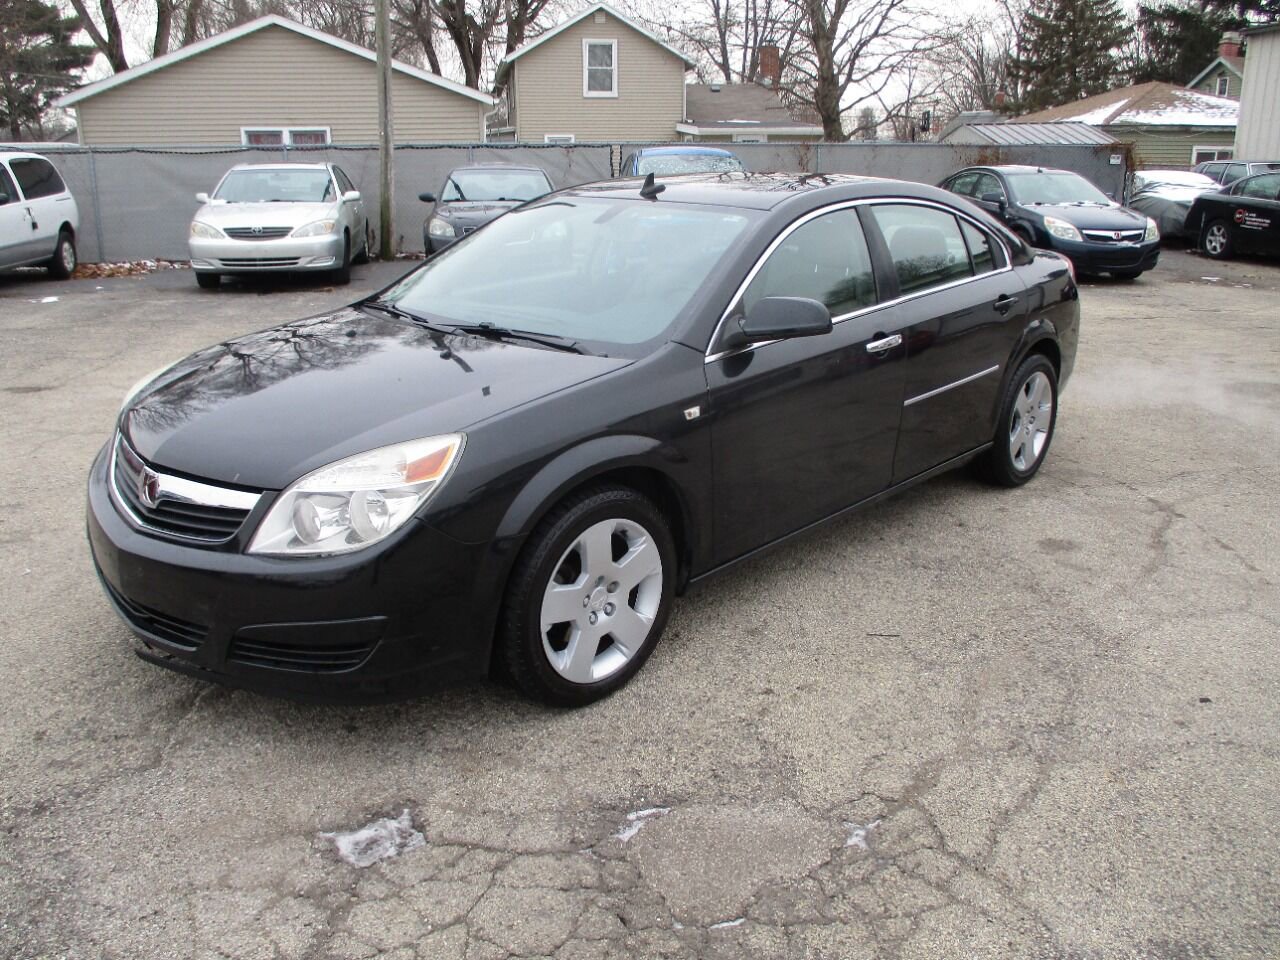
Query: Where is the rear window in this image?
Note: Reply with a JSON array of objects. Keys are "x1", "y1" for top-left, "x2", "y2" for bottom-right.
[
  {"x1": 635, "y1": 154, "x2": 744, "y2": 176},
  {"x1": 1237, "y1": 174, "x2": 1280, "y2": 200},
  {"x1": 9, "y1": 157, "x2": 66, "y2": 200}
]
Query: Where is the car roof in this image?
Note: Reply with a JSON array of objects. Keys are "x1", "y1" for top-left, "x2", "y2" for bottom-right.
[
  {"x1": 447, "y1": 164, "x2": 549, "y2": 174},
  {"x1": 633, "y1": 146, "x2": 737, "y2": 158},
  {"x1": 555, "y1": 171, "x2": 957, "y2": 211},
  {"x1": 0, "y1": 151, "x2": 56, "y2": 161},
  {"x1": 957, "y1": 165, "x2": 1078, "y2": 177},
  {"x1": 227, "y1": 162, "x2": 331, "y2": 171}
]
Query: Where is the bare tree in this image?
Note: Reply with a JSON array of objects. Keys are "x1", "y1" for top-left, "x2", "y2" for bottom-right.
[
  {"x1": 65, "y1": 0, "x2": 129, "y2": 71},
  {"x1": 625, "y1": 0, "x2": 801, "y2": 84},
  {"x1": 921, "y1": 0, "x2": 1029, "y2": 119}
]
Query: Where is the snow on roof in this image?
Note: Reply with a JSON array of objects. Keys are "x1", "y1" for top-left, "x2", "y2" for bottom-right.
[{"x1": 1016, "y1": 82, "x2": 1237, "y2": 128}]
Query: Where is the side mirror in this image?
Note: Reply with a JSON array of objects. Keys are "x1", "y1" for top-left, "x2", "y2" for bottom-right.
[
  {"x1": 195, "y1": 192, "x2": 210, "y2": 204},
  {"x1": 732, "y1": 296, "x2": 832, "y2": 347},
  {"x1": 342, "y1": 190, "x2": 361, "y2": 203},
  {"x1": 979, "y1": 192, "x2": 1006, "y2": 210},
  {"x1": 418, "y1": 192, "x2": 435, "y2": 203}
]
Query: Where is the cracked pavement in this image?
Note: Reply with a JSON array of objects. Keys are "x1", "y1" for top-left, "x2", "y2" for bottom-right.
[{"x1": 1, "y1": 249, "x2": 1278, "y2": 959}]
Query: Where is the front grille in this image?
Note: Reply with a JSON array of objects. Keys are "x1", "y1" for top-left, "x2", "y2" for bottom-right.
[
  {"x1": 223, "y1": 226, "x2": 293, "y2": 240},
  {"x1": 228, "y1": 635, "x2": 377, "y2": 673},
  {"x1": 1082, "y1": 229, "x2": 1145, "y2": 243},
  {"x1": 111, "y1": 436, "x2": 258, "y2": 543},
  {"x1": 217, "y1": 257, "x2": 302, "y2": 267},
  {"x1": 104, "y1": 581, "x2": 208, "y2": 649}
]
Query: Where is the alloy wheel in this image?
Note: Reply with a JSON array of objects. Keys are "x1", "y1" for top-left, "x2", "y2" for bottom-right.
[
  {"x1": 61, "y1": 239, "x2": 76, "y2": 273},
  {"x1": 1204, "y1": 224, "x2": 1228, "y2": 257},
  {"x1": 1009, "y1": 371, "x2": 1053, "y2": 472},
  {"x1": 539, "y1": 518, "x2": 663, "y2": 684}
]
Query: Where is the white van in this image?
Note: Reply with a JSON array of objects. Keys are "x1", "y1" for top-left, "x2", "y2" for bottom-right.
[{"x1": 0, "y1": 151, "x2": 80, "y2": 278}]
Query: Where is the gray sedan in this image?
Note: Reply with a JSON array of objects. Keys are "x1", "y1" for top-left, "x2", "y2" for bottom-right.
[{"x1": 189, "y1": 163, "x2": 370, "y2": 288}]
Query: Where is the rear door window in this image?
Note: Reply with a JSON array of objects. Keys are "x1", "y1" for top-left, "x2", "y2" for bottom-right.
[
  {"x1": 742, "y1": 208, "x2": 878, "y2": 318},
  {"x1": 1237, "y1": 174, "x2": 1280, "y2": 200},
  {"x1": 1221, "y1": 163, "x2": 1248, "y2": 185},
  {"x1": 9, "y1": 157, "x2": 65, "y2": 199},
  {"x1": 868, "y1": 204, "x2": 974, "y2": 295}
]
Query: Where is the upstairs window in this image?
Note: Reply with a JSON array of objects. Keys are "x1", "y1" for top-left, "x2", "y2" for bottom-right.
[
  {"x1": 583, "y1": 39, "x2": 617, "y2": 97},
  {"x1": 1216, "y1": 75, "x2": 1229, "y2": 96}
]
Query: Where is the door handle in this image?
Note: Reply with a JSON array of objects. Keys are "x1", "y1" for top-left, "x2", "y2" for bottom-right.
[
  {"x1": 994, "y1": 294, "x2": 1019, "y2": 314},
  {"x1": 866, "y1": 333, "x2": 902, "y2": 354}
]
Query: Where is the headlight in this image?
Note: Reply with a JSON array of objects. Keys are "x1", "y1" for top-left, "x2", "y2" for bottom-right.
[
  {"x1": 247, "y1": 435, "x2": 464, "y2": 556},
  {"x1": 292, "y1": 219, "x2": 338, "y2": 238},
  {"x1": 1143, "y1": 216, "x2": 1159, "y2": 243},
  {"x1": 1042, "y1": 216, "x2": 1083, "y2": 242},
  {"x1": 428, "y1": 217, "x2": 456, "y2": 239},
  {"x1": 190, "y1": 221, "x2": 223, "y2": 239},
  {"x1": 120, "y1": 363, "x2": 173, "y2": 414}
]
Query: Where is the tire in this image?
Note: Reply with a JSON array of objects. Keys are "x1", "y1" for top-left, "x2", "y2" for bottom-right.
[
  {"x1": 352, "y1": 222, "x2": 373, "y2": 265},
  {"x1": 975, "y1": 354, "x2": 1058, "y2": 487},
  {"x1": 498, "y1": 485, "x2": 676, "y2": 707},
  {"x1": 1202, "y1": 219, "x2": 1233, "y2": 260},
  {"x1": 195, "y1": 272, "x2": 221, "y2": 290},
  {"x1": 1111, "y1": 268, "x2": 1143, "y2": 280},
  {"x1": 332, "y1": 233, "x2": 351, "y2": 285},
  {"x1": 48, "y1": 229, "x2": 77, "y2": 279}
]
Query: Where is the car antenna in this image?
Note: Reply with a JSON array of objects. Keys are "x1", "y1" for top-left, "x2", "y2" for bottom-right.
[{"x1": 639, "y1": 172, "x2": 665, "y2": 200}]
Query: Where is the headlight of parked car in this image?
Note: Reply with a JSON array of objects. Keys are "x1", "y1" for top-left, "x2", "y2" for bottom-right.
[
  {"x1": 189, "y1": 221, "x2": 223, "y2": 239},
  {"x1": 247, "y1": 435, "x2": 465, "y2": 557},
  {"x1": 1042, "y1": 216, "x2": 1083, "y2": 243},
  {"x1": 1143, "y1": 217, "x2": 1160, "y2": 243},
  {"x1": 428, "y1": 217, "x2": 456, "y2": 239},
  {"x1": 292, "y1": 219, "x2": 338, "y2": 238}
]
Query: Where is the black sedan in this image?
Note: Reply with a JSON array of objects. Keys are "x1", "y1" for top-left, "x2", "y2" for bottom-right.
[
  {"x1": 88, "y1": 173, "x2": 1079, "y2": 706},
  {"x1": 419, "y1": 163, "x2": 552, "y2": 253},
  {"x1": 1183, "y1": 171, "x2": 1280, "y2": 261},
  {"x1": 941, "y1": 165, "x2": 1160, "y2": 279}
]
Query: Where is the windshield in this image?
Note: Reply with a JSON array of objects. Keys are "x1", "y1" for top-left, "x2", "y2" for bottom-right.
[
  {"x1": 1008, "y1": 172, "x2": 1110, "y2": 205},
  {"x1": 382, "y1": 198, "x2": 753, "y2": 352},
  {"x1": 441, "y1": 169, "x2": 552, "y2": 202},
  {"x1": 636, "y1": 154, "x2": 745, "y2": 176},
  {"x1": 214, "y1": 169, "x2": 334, "y2": 203}
]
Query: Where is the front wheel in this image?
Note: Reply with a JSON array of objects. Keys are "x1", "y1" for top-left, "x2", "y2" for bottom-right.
[
  {"x1": 1111, "y1": 268, "x2": 1143, "y2": 280},
  {"x1": 49, "y1": 229, "x2": 77, "y2": 279},
  {"x1": 331, "y1": 233, "x2": 351, "y2": 285},
  {"x1": 195, "y1": 272, "x2": 221, "y2": 290},
  {"x1": 1202, "y1": 220, "x2": 1233, "y2": 260},
  {"x1": 975, "y1": 354, "x2": 1058, "y2": 487},
  {"x1": 498, "y1": 486, "x2": 675, "y2": 706}
]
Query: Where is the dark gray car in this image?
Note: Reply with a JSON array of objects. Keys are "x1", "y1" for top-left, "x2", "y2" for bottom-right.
[{"x1": 419, "y1": 164, "x2": 553, "y2": 253}]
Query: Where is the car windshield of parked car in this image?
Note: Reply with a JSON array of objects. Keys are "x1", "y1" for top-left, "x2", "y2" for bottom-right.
[
  {"x1": 441, "y1": 169, "x2": 552, "y2": 203},
  {"x1": 1008, "y1": 172, "x2": 1110, "y2": 205},
  {"x1": 636, "y1": 154, "x2": 745, "y2": 176},
  {"x1": 214, "y1": 169, "x2": 334, "y2": 203},
  {"x1": 382, "y1": 198, "x2": 753, "y2": 351}
]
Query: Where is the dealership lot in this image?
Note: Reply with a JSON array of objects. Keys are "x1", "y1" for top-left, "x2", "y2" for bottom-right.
[{"x1": 1, "y1": 249, "x2": 1277, "y2": 959}]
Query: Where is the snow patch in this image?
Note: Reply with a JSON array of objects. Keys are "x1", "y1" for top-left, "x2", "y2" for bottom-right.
[
  {"x1": 319, "y1": 809, "x2": 424, "y2": 868},
  {"x1": 844, "y1": 819, "x2": 881, "y2": 850},
  {"x1": 29, "y1": 296, "x2": 59, "y2": 304},
  {"x1": 614, "y1": 806, "x2": 670, "y2": 842},
  {"x1": 710, "y1": 918, "x2": 745, "y2": 929}
]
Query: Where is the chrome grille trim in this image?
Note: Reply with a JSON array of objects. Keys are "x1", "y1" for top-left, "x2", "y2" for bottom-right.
[
  {"x1": 223, "y1": 226, "x2": 293, "y2": 240},
  {"x1": 1081, "y1": 229, "x2": 1144, "y2": 243}
]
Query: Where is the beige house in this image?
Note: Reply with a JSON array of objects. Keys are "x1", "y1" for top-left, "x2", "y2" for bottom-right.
[
  {"x1": 57, "y1": 16, "x2": 494, "y2": 146},
  {"x1": 493, "y1": 4, "x2": 695, "y2": 143},
  {"x1": 1234, "y1": 23, "x2": 1280, "y2": 158},
  {"x1": 1187, "y1": 33, "x2": 1246, "y2": 100}
]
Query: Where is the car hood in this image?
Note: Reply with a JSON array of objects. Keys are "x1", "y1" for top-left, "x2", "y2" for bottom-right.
[
  {"x1": 1022, "y1": 203, "x2": 1149, "y2": 230},
  {"x1": 123, "y1": 307, "x2": 630, "y2": 489},
  {"x1": 194, "y1": 201, "x2": 340, "y2": 229}
]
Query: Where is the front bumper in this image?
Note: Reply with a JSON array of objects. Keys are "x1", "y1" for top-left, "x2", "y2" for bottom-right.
[
  {"x1": 86, "y1": 444, "x2": 492, "y2": 702},
  {"x1": 1051, "y1": 236, "x2": 1161, "y2": 274},
  {"x1": 189, "y1": 233, "x2": 343, "y2": 273}
]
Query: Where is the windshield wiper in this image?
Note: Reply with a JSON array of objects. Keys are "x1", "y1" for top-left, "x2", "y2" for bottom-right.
[
  {"x1": 442, "y1": 322, "x2": 584, "y2": 354},
  {"x1": 360, "y1": 299, "x2": 451, "y2": 331},
  {"x1": 446, "y1": 177, "x2": 468, "y2": 201}
]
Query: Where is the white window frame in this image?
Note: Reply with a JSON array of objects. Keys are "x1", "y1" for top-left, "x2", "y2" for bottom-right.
[
  {"x1": 582, "y1": 39, "x2": 618, "y2": 98},
  {"x1": 732, "y1": 133, "x2": 767, "y2": 143},
  {"x1": 240, "y1": 126, "x2": 333, "y2": 146},
  {"x1": 1192, "y1": 145, "x2": 1234, "y2": 164},
  {"x1": 544, "y1": 134, "x2": 576, "y2": 145},
  {"x1": 1215, "y1": 75, "x2": 1229, "y2": 96}
]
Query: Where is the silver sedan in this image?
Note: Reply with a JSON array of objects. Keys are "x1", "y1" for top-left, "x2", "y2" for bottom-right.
[{"x1": 189, "y1": 162, "x2": 371, "y2": 288}]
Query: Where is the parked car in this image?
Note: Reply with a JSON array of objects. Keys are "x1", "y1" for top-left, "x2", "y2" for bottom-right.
[
  {"x1": 1184, "y1": 171, "x2": 1280, "y2": 261},
  {"x1": 419, "y1": 164, "x2": 553, "y2": 253},
  {"x1": 1193, "y1": 159, "x2": 1280, "y2": 187},
  {"x1": 1128, "y1": 169, "x2": 1220, "y2": 239},
  {"x1": 0, "y1": 151, "x2": 79, "y2": 278},
  {"x1": 619, "y1": 146, "x2": 745, "y2": 177},
  {"x1": 188, "y1": 162, "x2": 370, "y2": 289},
  {"x1": 89, "y1": 172, "x2": 1078, "y2": 706},
  {"x1": 941, "y1": 165, "x2": 1160, "y2": 279}
]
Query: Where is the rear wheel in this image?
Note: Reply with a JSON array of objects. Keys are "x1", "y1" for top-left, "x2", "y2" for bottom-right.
[
  {"x1": 352, "y1": 221, "x2": 373, "y2": 264},
  {"x1": 975, "y1": 354, "x2": 1058, "y2": 487},
  {"x1": 48, "y1": 229, "x2": 76, "y2": 279},
  {"x1": 498, "y1": 485, "x2": 675, "y2": 707},
  {"x1": 195, "y1": 272, "x2": 221, "y2": 290},
  {"x1": 1202, "y1": 220, "x2": 1232, "y2": 260}
]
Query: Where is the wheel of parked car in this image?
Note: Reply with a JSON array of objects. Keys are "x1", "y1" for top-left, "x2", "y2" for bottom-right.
[
  {"x1": 1202, "y1": 219, "x2": 1233, "y2": 260},
  {"x1": 498, "y1": 485, "x2": 675, "y2": 706},
  {"x1": 332, "y1": 232, "x2": 351, "y2": 285},
  {"x1": 353, "y1": 222, "x2": 373, "y2": 265},
  {"x1": 1111, "y1": 268, "x2": 1143, "y2": 280},
  {"x1": 195, "y1": 272, "x2": 220, "y2": 290},
  {"x1": 49, "y1": 228, "x2": 77, "y2": 280},
  {"x1": 976, "y1": 354, "x2": 1058, "y2": 487}
]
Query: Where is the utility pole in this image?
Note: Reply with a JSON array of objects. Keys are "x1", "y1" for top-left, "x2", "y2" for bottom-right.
[{"x1": 375, "y1": 0, "x2": 395, "y2": 260}]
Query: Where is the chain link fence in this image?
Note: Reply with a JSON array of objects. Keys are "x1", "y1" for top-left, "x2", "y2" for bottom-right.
[{"x1": 10, "y1": 140, "x2": 1127, "y2": 263}]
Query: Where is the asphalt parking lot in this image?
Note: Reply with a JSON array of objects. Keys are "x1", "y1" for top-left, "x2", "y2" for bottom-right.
[{"x1": 1, "y1": 248, "x2": 1278, "y2": 960}]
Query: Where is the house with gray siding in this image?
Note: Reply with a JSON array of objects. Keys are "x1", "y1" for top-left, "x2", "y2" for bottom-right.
[
  {"x1": 57, "y1": 16, "x2": 494, "y2": 146},
  {"x1": 1234, "y1": 22, "x2": 1280, "y2": 159}
]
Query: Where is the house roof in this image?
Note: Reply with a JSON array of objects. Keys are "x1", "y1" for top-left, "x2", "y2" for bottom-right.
[
  {"x1": 950, "y1": 121, "x2": 1117, "y2": 146},
  {"x1": 1187, "y1": 55, "x2": 1245, "y2": 89},
  {"x1": 496, "y1": 3, "x2": 696, "y2": 77},
  {"x1": 680, "y1": 82, "x2": 821, "y2": 133},
  {"x1": 56, "y1": 15, "x2": 495, "y2": 108},
  {"x1": 1016, "y1": 82, "x2": 1237, "y2": 128}
]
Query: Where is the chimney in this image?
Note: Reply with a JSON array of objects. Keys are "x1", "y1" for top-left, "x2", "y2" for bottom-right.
[
  {"x1": 758, "y1": 41, "x2": 781, "y2": 88},
  {"x1": 1219, "y1": 31, "x2": 1243, "y2": 59}
]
